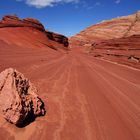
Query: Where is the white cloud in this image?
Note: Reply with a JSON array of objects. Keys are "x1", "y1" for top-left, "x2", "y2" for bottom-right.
[
  {"x1": 16, "y1": 0, "x2": 79, "y2": 8},
  {"x1": 115, "y1": 0, "x2": 121, "y2": 4}
]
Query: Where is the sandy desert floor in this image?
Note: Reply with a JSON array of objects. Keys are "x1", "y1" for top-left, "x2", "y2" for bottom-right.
[{"x1": 0, "y1": 45, "x2": 140, "y2": 140}]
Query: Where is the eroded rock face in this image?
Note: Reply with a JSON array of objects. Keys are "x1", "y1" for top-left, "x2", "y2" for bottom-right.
[
  {"x1": 70, "y1": 10, "x2": 140, "y2": 47},
  {"x1": 0, "y1": 15, "x2": 45, "y2": 31},
  {"x1": 69, "y1": 11, "x2": 140, "y2": 68},
  {"x1": 0, "y1": 68, "x2": 45, "y2": 126},
  {"x1": 46, "y1": 31, "x2": 69, "y2": 47},
  {"x1": 0, "y1": 15, "x2": 69, "y2": 50}
]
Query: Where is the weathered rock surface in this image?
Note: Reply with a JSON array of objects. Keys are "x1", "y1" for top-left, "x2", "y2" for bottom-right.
[
  {"x1": 84, "y1": 35, "x2": 140, "y2": 68},
  {"x1": 70, "y1": 11, "x2": 140, "y2": 68},
  {"x1": 0, "y1": 15, "x2": 69, "y2": 50},
  {"x1": 70, "y1": 10, "x2": 140, "y2": 47},
  {"x1": 46, "y1": 31, "x2": 69, "y2": 47},
  {"x1": 0, "y1": 68, "x2": 45, "y2": 126},
  {"x1": 0, "y1": 15, "x2": 45, "y2": 31}
]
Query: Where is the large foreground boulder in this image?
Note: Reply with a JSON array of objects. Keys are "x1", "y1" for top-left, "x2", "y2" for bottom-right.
[{"x1": 0, "y1": 68, "x2": 45, "y2": 126}]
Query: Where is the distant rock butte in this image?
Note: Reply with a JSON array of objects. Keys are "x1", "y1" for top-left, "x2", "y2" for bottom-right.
[
  {"x1": 0, "y1": 68, "x2": 45, "y2": 126},
  {"x1": 0, "y1": 15, "x2": 69, "y2": 49},
  {"x1": 70, "y1": 11, "x2": 140, "y2": 47}
]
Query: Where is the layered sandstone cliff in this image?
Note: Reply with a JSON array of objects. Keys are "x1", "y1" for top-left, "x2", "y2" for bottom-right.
[
  {"x1": 70, "y1": 11, "x2": 140, "y2": 68},
  {"x1": 70, "y1": 11, "x2": 140, "y2": 47},
  {"x1": 0, "y1": 15, "x2": 68, "y2": 50}
]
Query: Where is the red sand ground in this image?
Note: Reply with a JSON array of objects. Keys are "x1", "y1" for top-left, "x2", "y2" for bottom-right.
[{"x1": 0, "y1": 42, "x2": 140, "y2": 140}]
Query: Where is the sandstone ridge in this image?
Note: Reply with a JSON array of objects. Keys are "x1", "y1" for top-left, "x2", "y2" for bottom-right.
[
  {"x1": 70, "y1": 10, "x2": 140, "y2": 47},
  {"x1": 70, "y1": 11, "x2": 140, "y2": 68},
  {"x1": 0, "y1": 15, "x2": 69, "y2": 49},
  {"x1": 0, "y1": 15, "x2": 45, "y2": 31}
]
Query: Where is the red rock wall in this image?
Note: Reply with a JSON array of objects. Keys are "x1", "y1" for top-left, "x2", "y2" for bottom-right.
[
  {"x1": 70, "y1": 11, "x2": 140, "y2": 48},
  {"x1": 70, "y1": 11, "x2": 140, "y2": 68},
  {"x1": 0, "y1": 15, "x2": 69, "y2": 50}
]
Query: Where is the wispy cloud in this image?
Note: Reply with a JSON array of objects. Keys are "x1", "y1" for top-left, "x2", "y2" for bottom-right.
[
  {"x1": 16, "y1": 0, "x2": 79, "y2": 8},
  {"x1": 86, "y1": 2, "x2": 101, "y2": 10},
  {"x1": 74, "y1": 1, "x2": 101, "y2": 10},
  {"x1": 115, "y1": 0, "x2": 121, "y2": 4},
  {"x1": 94, "y1": 2, "x2": 101, "y2": 6}
]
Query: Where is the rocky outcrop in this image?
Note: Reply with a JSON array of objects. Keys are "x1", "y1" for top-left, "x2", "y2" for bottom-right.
[
  {"x1": 46, "y1": 31, "x2": 69, "y2": 47},
  {"x1": 83, "y1": 35, "x2": 140, "y2": 68},
  {"x1": 70, "y1": 11, "x2": 140, "y2": 47},
  {"x1": 70, "y1": 11, "x2": 140, "y2": 68},
  {"x1": 0, "y1": 68, "x2": 45, "y2": 126},
  {"x1": 0, "y1": 15, "x2": 69, "y2": 49},
  {"x1": 124, "y1": 11, "x2": 140, "y2": 37},
  {"x1": 0, "y1": 15, "x2": 45, "y2": 31}
]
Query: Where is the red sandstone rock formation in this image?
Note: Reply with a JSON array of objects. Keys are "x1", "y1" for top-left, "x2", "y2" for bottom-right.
[
  {"x1": 0, "y1": 68, "x2": 45, "y2": 126},
  {"x1": 46, "y1": 31, "x2": 69, "y2": 47},
  {"x1": 86, "y1": 35, "x2": 140, "y2": 68},
  {"x1": 0, "y1": 15, "x2": 45, "y2": 31},
  {"x1": 0, "y1": 15, "x2": 68, "y2": 50},
  {"x1": 70, "y1": 11, "x2": 140, "y2": 47},
  {"x1": 0, "y1": 12, "x2": 140, "y2": 140},
  {"x1": 70, "y1": 11, "x2": 140, "y2": 68}
]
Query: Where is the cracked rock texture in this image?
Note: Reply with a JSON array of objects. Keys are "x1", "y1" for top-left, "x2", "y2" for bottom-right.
[{"x1": 0, "y1": 68, "x2": 45, "y2": 125}]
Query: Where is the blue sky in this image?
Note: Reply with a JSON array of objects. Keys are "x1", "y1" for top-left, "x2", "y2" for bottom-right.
[{"x1": 0, "y1": 0, "x2": 140, "y2": 36}]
